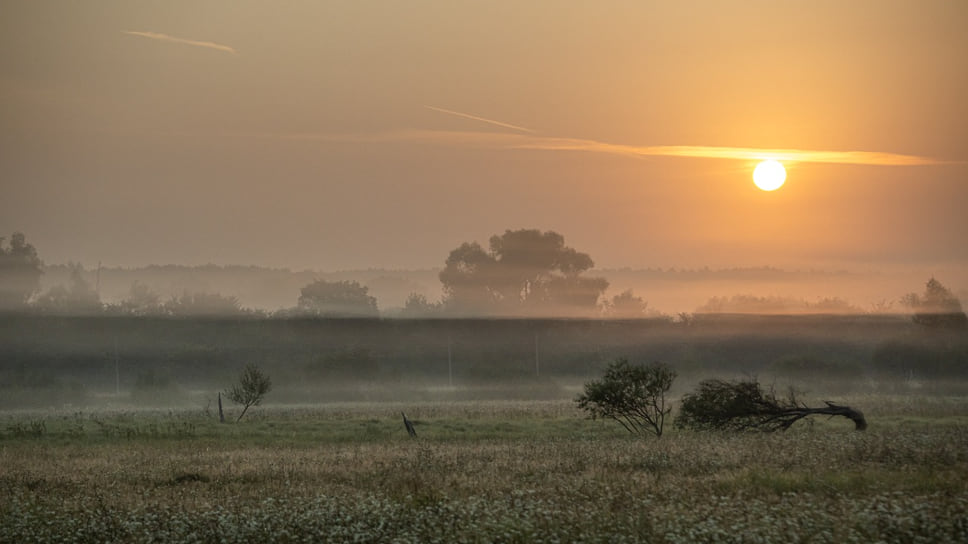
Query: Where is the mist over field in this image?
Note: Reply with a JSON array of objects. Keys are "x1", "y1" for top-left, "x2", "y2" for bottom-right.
[
  {"x1": 6, "y1": 228, "x2": 966, "y2": 543},
  {"x1": 37, "y1": 261, "x2": 968, "y2": 317},
  {"x1": 3, "y1": 226, "x2": 968, "y2": 408},
  {"x1": 3, "y1": 1, "x2": 968, "y2": 541}
]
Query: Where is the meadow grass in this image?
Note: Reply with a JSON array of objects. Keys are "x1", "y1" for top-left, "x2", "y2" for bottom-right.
[{"x1": 1, "y1": 397, "x2": 967, "y2": 543}]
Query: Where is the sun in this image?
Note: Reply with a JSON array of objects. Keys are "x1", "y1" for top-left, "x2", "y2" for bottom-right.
[{"x1": 752, "y1": 160, "x2": 786, "y2": 191}]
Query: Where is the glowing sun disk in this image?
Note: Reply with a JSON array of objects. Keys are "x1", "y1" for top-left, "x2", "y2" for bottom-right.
[{"x1": 753, "y1": 160, "x2": 786, "y2": 191}]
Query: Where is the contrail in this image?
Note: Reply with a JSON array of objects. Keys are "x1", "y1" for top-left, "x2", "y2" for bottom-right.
[
  {"x1": 424, "y1": 105, "x2": 535, "y2": 133},
  {"x1": 122, "y1": 31, "x2": 237, "y2": 54}
]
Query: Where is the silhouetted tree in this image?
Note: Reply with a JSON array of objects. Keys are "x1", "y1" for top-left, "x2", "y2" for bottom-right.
[
  {"x1": 33, "y1": 263, "x2": 101, "y2": 315},
  {"x1": 399, "y1": 292, "x2": 441, "y2": 317},
  {"x1": 439, "y1": 229, "x2": 608, "y2": 316},
  {"x1": 604, "y1": 289, "x2": 651, "y2": 318},
  {"x1": 675, "y1": 378, "x2": 867, "y2": 432},
  {"x1": 576, "y1": 359, "x2": 676, "y2": 437},
  {"x1": 296, "y1": 279, "x2": 378, "y2": 317},
  {"x1": 0, "y1": 232, "x2": 43, "y2": 311},
  {"x1": 901, "y1": 278, "x2": 967, "y2": 330},
  {"x1": 109, "y1": 281, "x2": 164, "y2": 316},
  {"x1": 226, "y1": 364, "x2": 272, "y2": 422},
  {"x1": 165, "y1": 291, "x2": 243, "y2": 316}
]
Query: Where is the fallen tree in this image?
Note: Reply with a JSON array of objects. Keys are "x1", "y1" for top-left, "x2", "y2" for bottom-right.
[{"x1": 675, "y1": 378, "x2": 867, "y2": 432}]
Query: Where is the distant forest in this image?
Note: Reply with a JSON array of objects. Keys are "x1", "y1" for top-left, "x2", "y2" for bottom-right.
[
  {"x1": 40, "y1": 262, "x2": 966, "y2": 318},
  {"x1": 42, "y1": 263, "x2": 441, "y2": 313},
  {"x1": 4, "y1": 230, "x2": 967, "y2": 409},
  {"x1": 5, "y1": 229, "x2": 967, "y2": 317}
]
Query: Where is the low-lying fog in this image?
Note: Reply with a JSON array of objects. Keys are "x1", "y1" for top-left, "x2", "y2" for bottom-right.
[{"x1": 38, "y1": 263, "x2": 968, "y2": 317}]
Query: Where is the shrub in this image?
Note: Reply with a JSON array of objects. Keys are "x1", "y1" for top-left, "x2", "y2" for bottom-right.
[{"x1": 576, "y1": 359, "x2": 676, "y2": 437}]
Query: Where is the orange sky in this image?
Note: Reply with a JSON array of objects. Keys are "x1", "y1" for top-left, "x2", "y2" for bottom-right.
[{"x1": 1, "y1": 1, "x2": 966, "y2": 282}]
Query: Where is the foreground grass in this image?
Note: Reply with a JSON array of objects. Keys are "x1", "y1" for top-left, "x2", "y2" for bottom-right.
[{"x1": 1, "y1": 399, "x2": 967, "y2": 543}]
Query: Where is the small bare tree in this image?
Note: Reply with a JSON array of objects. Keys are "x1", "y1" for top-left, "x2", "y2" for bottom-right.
[
  {"x1": 577, "y1": 359, "x2": 676, "y2": 437},
  {"x1": 402, "y1": 412, "x2": 417, "y2": 437},
  {"x1": 226, "y1": 364, "x2": 272, "y2": 422},
  {"x1": 675, "y1": 378, "x2": 866, "y2": 432}
]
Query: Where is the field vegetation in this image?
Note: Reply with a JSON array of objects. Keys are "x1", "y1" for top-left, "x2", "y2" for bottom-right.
[
  {"x1": 1, "y1": 314, "x2": 966, "y2": 541},
  {"x1": 1, "y1": 397, "x2": 967, "y2": 543}
]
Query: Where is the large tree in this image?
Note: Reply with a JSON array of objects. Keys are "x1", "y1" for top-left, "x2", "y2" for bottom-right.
[
  {"x1": 439, "y1": 229, "x2": 608, "y2": 316},
  {"x1": 297, "y1": 279, "x2": 379, "y2": 317},
  {"x1": 0, "y1": 232, "x2": 43, "y2": 311}
]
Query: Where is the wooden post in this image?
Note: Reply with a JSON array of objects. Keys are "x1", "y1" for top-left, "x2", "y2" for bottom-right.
[{"x1": 218, "y1": 392, "x2": 225, "y2": 423}]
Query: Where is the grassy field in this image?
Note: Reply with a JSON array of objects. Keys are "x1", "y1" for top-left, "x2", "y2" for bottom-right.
[{"x1": 2, "y1": 395, "x2": 967, "y2": 543}]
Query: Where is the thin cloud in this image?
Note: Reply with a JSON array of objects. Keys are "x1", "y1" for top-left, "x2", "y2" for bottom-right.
[
  {"x1": 396, "y1": 129, "x2": 946, "y2": 166},
  {"x1": 415, "y1": 106, "x2": 942, "y2": 165},
  {"x1": 511, "y1": 139, "x2": 946, "y2": 166},
  {"x1": 122, "y1": 31, "x2": 237, "y2": 54},
  {"x1": 227, "y1": 128, "x2": 947, "y2": 167},
  {"x1": 425, "y1": 105, "x2": 535, "y2": 133}
]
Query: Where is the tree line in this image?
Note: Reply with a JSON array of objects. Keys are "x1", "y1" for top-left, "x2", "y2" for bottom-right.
[{"x1": 2, "y1": 229, "x2": 965, "y2": 326}]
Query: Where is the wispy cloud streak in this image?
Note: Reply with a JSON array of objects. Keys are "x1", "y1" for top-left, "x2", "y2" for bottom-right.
[
  {"x1": 511, "y1": 138, "x2": 946, "y2": 166},
  {"x1": 122, "y1": 31, "x2": 237, "y2": 54},
  {"x1": 425, "y1": 106, "x2": 535, "y2": 133},
  {"x1": 415, "y1": 106, "x2": 941, "y2": 165},
  {"x1": 230, "y1": 129, "x2": 947, "y2": 167},
  {"x1": 395, "y1": 130, "x2": 944, "y2": 166}
]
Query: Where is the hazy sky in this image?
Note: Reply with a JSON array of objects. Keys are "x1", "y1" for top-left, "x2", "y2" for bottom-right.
[{"x1": 2, "y1": 1, "x2": 966, "y2": 273}]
